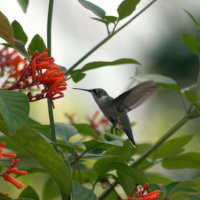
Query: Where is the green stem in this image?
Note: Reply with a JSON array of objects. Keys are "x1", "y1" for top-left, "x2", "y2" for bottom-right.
[
  {"x1": 67, "y1": 0, "x2": 157, "y2": 75},
  {"x1": 98, "y1": 112, "x2": 194, "y2": 200},
  {"x1": 47, "y1": 0, "x2": 58, "y2": 151}
]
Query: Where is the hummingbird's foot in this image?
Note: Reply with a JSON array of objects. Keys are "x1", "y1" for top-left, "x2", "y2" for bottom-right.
[{"x1": 111, "y1": 126, "x2": 121, "y2": 135}]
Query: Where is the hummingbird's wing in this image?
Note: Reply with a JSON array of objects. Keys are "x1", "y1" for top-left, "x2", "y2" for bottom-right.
[{"x1": 111, "y1": 81, "x2": 159, "y2": 112}]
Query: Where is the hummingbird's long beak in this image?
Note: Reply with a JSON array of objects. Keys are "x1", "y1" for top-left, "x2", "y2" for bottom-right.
[{"x1": 73, "y1": 88, "x2": 92, "y2": 92}]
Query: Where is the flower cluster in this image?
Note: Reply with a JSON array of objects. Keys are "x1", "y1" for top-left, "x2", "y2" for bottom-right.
[
  {"x1": 126, "y1": 183, "x2": 160, "y2": 200},
  {"x1": 0, "y1": 142, "x2": 27, "y2": 189},
  {"x1": 0, "y1": 46, "x2": 28, "y2": 87},
  {"x1": 0, "y1": 46, "x2": 67, "y2": 103}
]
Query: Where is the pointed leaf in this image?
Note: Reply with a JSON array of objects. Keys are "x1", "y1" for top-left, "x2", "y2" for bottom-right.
[
  {"x1": 146, "y1": 172, "x2": 174, "y2": 185},
  {"x1": 115, "y1": 163, "x2": 148, "y2": 185},
  {"x1": 184, "y1": 90, "x2": 198, "y2": 105},
  {"x1": 182, "y1": 33, "x2": 200, "y2": 56},
  {"x1": 103, "y1": 16, "x2": 118, "y2": 23},
  {"x1": 11, "y1": 20, "x2": 28, "y2": 44},
  {"x1": 73, "y1": 181, "x2": 97, "y2": 200},
  {"x1": 14, "y1": 39, "x2": 29, "y2": 59},
  {"x1": 184, "y1": 9, "x2": 200, "y2": 30},
  {"x1": 55, "y1": 122, "x2": 78, "y2": 144},
  {"x1": 117, "y1": 0, "x2": 140, "y2": 20},
  {"x1": 0, "y1": 124, "x2": 72, "y2": 198},
  {"x1": 80, "y1": 58, "x2": 140, "y2": 72},
  {"x1": 162, "y1": 152, "x2": 200, "y2": 169},
  {"x1": 78, "y1": 0, "x2": 106, "y2": 18},
  {"x1": 28, "y1": 34, "x2": 46, "y2": 55},
  {"x1": 0, "y1": 90, "x2": 29, "y2": 134},
  {"x1": 17, "y1": 0, "x2": 29, "y2": 13},
  {"x1": 70, "y1": 70, "x2": 86, "y2": 83},
  {"x1": 73, "y1": 123, "x2": 96, "y2": 136},
  {"x1": 152, "y1": 134, "x2": 194, "y2": 159},
  {"x1": 19, "y1": 186, "x2": 39, "y2": 200},
  {"x1": 0, "y1": 11, "x2": 14, "y2": 45}
]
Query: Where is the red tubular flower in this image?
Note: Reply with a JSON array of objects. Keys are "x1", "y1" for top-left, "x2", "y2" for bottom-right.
[
  {"x1": 0, "y1": 142, "x2": 16, "y2": 159},
  {"x1": 1, "y1": 47, "x2": 67, "y2": 104},
  {"x1": 127, "y1": 183, "x2": 160, "y2": 200},
  {"x1": 2, "y1": 174, "x2": 24, "y2": 189}
]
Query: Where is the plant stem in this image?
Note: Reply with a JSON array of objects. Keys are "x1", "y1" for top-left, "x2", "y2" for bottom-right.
[
  {"x1": 67, "y1": 0, "x2": 157, "y2": 75},
  {"x1": 98, "y1": 111, "x2": 194, "y2": 200},
  {"x1": 47, "y1": 0, "x2": 58, "y2": 152}
]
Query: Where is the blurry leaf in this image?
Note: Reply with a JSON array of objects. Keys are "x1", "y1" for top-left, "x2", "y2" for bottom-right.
[
  {"x1": 152, "y1": 134, "x2": 194, "y2": 159},
  {"x1": 43, "y1": 178, "x2": 60, "y2": 200},
  {"x1": 83, "y1": 140, "x2": 123, "y2": 150},
  {"x1": 73, "y1": 181, "x2": 97, "y2": 200},
  {"x1": 93, "y1": 140, "x2": 136, "y2": 175},
  {"x1": 11, "y1": 20, "x2": 28, "y2": 44},
  {"x1": 78, "y1": 0, "x2": 106, "y2": 18},
  {"x1": 162, "y1": 152, "x2": 200, "y2": 169},
  {"x1": 80, "y1": 58, "x2": 140, "y2": 72},
  {"x1": 146, "y1": 172, "x2": 174, "y2": 185},
  {"x1": 118, "y1": 168, "x2": 137, "y2": 195},
  {"x1": 115, "y1": 163, "x2": 148, "y2": 185},
  {"x1": 55, "y1": 122, "x2": 78, "y2": 144},
  {"x1": 17, "y1": 0, "x2": 29, "y2": 13},
  {"x1": 182, "y1": 33, "x2": 200, "y2": 56},
  {"x1": 135, "y1": 143, "x2": 151, "y2": 155},
  {"x1": 31, "y1": 124, "x2": 51, "y2": 139},
  {"x1": 0, "y1": 193, "x2": 12, "y2": 200},
  {"x1": 70, "y1": 70, "x2": 86, "y2": 83},
  {"x1": 0, "y1": 90, "x2": 29, "y2": 134},
  {"x1": 184, "y1": 9, "x2": 200, "y2": 30},
  {"x1": 135, "y1": 74, "x2": 177, "y2": 84},
  {"x1": 0, "y1": 11, "x2": 14, "y2": 45},
  {"x1": 82, "y1": 153, "x2": 118, "y2": 160},
  {"x1": 28, "y1": 34, "x2": 46, "y2": 55},
  {"x1": 19, "y1": 186, "x2": 39, "y2": 200},
  {"x1": 103, "y1": 16, "x2": 118, "y2": 23},
  {"x1": 91, "y1": 17, "x2": 107, "y2": 24},
  {"x1": 0, "y1": 124, "x2": 72, "y2": 198},
  {"x1": 14, "y1": 39, "x2": 29, "y2": 59},
  {"x1": 58, "y1": 65, "x2": 67, "y2": 73},
  {"x1": 73, "y1": 123, "x2": 96, "y2": 136},
  {"x1": 117, "y1": 0, "x2": 140, "y2": 20},
  {"x1": 184, "y1": 90, "x2": 198, "y2": 105}
]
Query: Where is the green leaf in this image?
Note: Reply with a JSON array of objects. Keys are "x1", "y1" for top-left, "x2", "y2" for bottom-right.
[
  {"x1": 58, "y1": 65, "x2": 67, "y2": 73},
  {"x1": 0, "y1": 193, "x2": 12, "y2": 200},
  {"x1": 78, "y1": 0, "x2": 106, "y2": 18},
  {"x1": 184, "y1": 9, "x2": 200, "y2": 30},
  {"x1": 103, "y1": 16, "x2": 118, "y2": 23},
  {"x1": 73, "y1": 181, "x2": 97, "y2": 200},
  {"x1": 115, "y1": 163, "x2": 148, "y2": 185},
  {"x1": 0, "y1": 90, "x2": 29, "y2": 134},
  {"x1": 83, "y1": 140, "x2": 123, "y2": 151},
  {"x1": 19, "y1": 186, "x2": 39, "y2": 200},
  {"x1": 73, "y1": 123, "x2": 97, "y2": 137},
  {"x1": 80, "y1": 58, "x2": 140, "y2": 72},
  {"x1": 14, "y1": 39, "x2": 29, "y2": 59},
  {"x1": 162, "y1": 152, "x2": 200, "y2": 169},
  {"x1": 146, "y1": 172, "x2": 174, "y2": 185},
  {"x1": 11, "y1": 20, "x2": 28, "y2": 44},
  {"x1": 17, "y1": 0, "x2": 29, "y2": 13},
  {"x1": 182, "y1": 33, "x2": 200, "y2": 56},
  {"x1": 42, "y1": 178, "x2": 60, "y2": 200},
  {"x1": 117, "y1": 0, "x2": 140, "y2": 20},
  {"x1": 55, "y1": 122, "x2": 78, "y2": 144},
  {"x1": 70, "y1": 70, "x2": 86, "y2": 83},
  {"x1": 3, "y1": 125, "x2": 72, "y2": 198},
  {"x1": 0, "y1": 11, "x2": 14, "y2": 45},
  {"x1": 184, "y1": 90, "x2": 198, "y2": 105},
  {"x1": 152, "y1": 134, "x2": 194, "y2": 159},
  {"x1": 28, "y1": 34, "x2": 46, "y2": 55},
  {"x1": 93, "y1": 140, "x2": 136, "y2": 175}
]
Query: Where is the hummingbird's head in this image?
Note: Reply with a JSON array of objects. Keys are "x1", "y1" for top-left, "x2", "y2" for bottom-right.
[{"x1": 73, "y1": 88, "x2": 108, "y2": 98}]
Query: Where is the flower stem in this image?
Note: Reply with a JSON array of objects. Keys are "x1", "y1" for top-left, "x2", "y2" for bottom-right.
[
  {"x1": 47, "y1": 0, "x2": 57, "y2": 152},
  {"x1": 98, "y1": 110, "x2": 197, "y2": 200},
  {"x1": 67, "y1": 0, "x2": 157, "y2": 75}
]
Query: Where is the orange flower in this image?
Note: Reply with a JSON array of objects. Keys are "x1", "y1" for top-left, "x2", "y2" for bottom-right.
[
  {"x1": 0, "y1": 142, "x2": 27, "y2": 190},
  {"x1": 1, "y1": 47, "x2": 67, "y2": 103},
  {"x1": 127, "y1": 184, "x2": 160, "y2": 200}
]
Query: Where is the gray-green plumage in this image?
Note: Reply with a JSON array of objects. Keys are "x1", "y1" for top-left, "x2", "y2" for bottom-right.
[{"x1": 74, "y1": 81, "x2": 159, "y2": 147}]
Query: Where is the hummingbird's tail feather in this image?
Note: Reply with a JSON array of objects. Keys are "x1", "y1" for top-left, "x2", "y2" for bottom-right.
[{"x1": 125, "y1": 129, "x2": 136, "y2": 148}]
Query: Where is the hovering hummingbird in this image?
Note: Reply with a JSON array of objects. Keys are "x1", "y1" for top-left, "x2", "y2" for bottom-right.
[{"x1": 74, "y1": 81, "x2": 159, "y2": 147}]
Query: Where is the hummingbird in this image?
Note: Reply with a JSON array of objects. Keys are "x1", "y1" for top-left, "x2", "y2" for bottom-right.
[{"x1": 73, "y1": 81, "x2": 159, "y2": 147}]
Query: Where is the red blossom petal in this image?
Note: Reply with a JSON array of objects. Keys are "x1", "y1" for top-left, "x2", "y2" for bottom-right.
[{"x1": 2, "y1": 174, "x2": 24, "y2": 189}]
